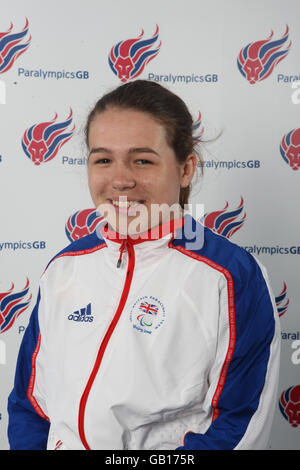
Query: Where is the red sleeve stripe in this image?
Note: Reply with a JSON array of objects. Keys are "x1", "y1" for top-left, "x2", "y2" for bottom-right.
[
  {"x1": 26, "y1": 332, "x2": 49, "y2": 421},
  {"x1": 43, "y1": 244, "x2": 107, "y2": 274}
]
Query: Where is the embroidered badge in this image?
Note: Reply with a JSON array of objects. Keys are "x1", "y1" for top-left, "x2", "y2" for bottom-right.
[{"x1": 129, "y1": 296, "x2": 165, "y2": 334}]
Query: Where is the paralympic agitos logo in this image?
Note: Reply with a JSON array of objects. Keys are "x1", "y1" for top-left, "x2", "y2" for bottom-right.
[
  {"x1": 237, "y1": 25, "x2": 291, "y2": 84},
  {"x1": 108, "y1": 25, "x2": 161, "y2": 83},
  {"x1": 22, "y1": 109, "x2": 75, "y2": 165}
]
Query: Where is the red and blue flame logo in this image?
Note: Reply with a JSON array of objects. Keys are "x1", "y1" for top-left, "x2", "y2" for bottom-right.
[
  {"x1": 0, "y1": 278, "x2": 31, "y2": 334},
  {"x1": 280, "y1": 128, "x2": 300, "y2": 171},
  {"x1": 192, "y1": 111, "x2": 204, "y2": 143},
  {"x1": 65, "y1": 208, "x2": 103, "y2": 242},
  {"x1": 202, "y1": 197, "x2": 246, "y2": 239},
  {"x1": 0, "y1": 18, "x2": 31, "y2": 74},
  {"x1": 109, "y1": 25, "x2": 161, "y2": 83},
  {"x1": 22, "y1": 109, "x2": 75, "y2": 165},
  {"x1": 275, "y1": 282, "x2": 289, "y2": 317},
  {"x1": 279, "y1": 385, "x2": 300, "y2": 428},
  {"x1": 237, "y1": 25, "x2": 291, "y2": 84}
]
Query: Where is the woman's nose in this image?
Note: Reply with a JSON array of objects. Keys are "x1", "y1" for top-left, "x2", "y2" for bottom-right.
[{"x1": 112, "y1": 163, "x2": 136, "y2": 191}]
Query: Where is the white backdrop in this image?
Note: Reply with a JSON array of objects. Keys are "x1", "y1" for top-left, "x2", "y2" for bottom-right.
[{"x1": 0, "y1": 0, "x2": 299, "y2": 450}]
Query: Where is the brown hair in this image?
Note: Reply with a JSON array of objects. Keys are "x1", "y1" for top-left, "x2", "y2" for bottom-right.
[{"x1": 85, "y1": 80, "x2": 203, "y2": 207}]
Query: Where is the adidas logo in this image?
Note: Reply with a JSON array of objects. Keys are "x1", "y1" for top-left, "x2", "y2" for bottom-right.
[{"x1": 68, "y1": 303, "x2": 93, "y2": 322}]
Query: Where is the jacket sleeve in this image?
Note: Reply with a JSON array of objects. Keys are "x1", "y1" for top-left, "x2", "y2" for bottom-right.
[
  {"x1": 177, "y1": 256, "x2": 281, "y2": 450},
  {"x1": 7, "y1": 290, "x2": 50, "y2": 450}
]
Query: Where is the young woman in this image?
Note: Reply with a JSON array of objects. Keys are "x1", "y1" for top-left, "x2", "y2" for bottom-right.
[{"x1": 8, "y1": 80, "x2": 280, "y2": 450}]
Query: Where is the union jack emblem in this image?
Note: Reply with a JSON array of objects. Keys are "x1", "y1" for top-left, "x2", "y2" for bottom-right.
[
  {"x1": 139, "y1": 302, "x2": 158, "y2": 315},
  {"x1": 0, "y1": 278, "x2": 31, "y2": 334},
  {"x1": 137, "y1": 302, "x2": 158, "y2": 327}
]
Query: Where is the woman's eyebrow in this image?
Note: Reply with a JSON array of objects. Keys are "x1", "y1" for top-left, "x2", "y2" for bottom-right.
[
  {"x1": 89, "y1": 147, "x2": 160, "y2": 156},
  {"x1": 89, "y1": 147, "x2": 113, "y2": 155},
  {"x1": 128, "y1": 147, "x2": 160, "y2": 156}
]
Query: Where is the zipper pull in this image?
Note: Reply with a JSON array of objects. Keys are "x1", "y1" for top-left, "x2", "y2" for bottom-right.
[{"x1": 117, "y1": 240, "x2": 127, "y2": 268}]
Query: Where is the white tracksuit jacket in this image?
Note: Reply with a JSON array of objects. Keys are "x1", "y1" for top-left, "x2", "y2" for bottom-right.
[{"x1": 8, "y1": 215, "x2": 280, "y2": 450}]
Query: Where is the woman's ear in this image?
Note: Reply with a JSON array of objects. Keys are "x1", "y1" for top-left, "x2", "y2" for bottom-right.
[{"x1": 180, "y1": 154, "x2": 197, "y2": 188}]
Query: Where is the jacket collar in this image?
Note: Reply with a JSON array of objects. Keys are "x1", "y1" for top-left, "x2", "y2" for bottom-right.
[{"x1": 100, "y1": 218, "x2": 184, "y2": 246}]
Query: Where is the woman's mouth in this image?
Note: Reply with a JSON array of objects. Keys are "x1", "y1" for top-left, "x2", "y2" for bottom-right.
[{"x1": 109, "y1": 198, "x2": 146, "y2": 215}]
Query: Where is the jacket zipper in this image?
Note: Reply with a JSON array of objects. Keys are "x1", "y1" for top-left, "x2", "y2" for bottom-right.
[
  {"x1": 117, "y1": 240, "x2": 128, "y2": 268},
  {"x1": 78, "y1": 242, "x2": 135, "y2": 450}
]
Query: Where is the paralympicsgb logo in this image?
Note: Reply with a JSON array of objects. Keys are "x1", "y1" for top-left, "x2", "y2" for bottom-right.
[
  {"x1": 0, "y1": 18, "x2": 31, "y2": 74},
  {"x1": 109, "y1": 25, "x2": 161, "y2": 83},
  {"x1": 0, "y1": 279, "x2": 31, "y2": 334},
  {"x1": 22, "y1": 109, "x2": 75, "y2": 165},
  {"x1": 280, "y1": 128, "x2": 300, "y2": 171},
  {"x1": 192, "y1": 111, "x2": 204, "y2": 143},
  {"x1": 65, "y1": 209, "x2": 103, "y2": 242},
  {"x1": 202, "y1": 197, "x2": 246, "y2": 239},
  {"x1": 275, "y1": 282, "x2": 289, "y2": 317},
  {"x1": 279, "y1": 385, "x2": 300, "y2": 428},
  {"x1": 237, "y1": 25, "x2": 291, "y2": 84}
]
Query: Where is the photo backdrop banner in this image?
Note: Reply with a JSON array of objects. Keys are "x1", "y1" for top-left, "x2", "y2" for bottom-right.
[{"x1": 0, "y1": 0, "x2": 299, "y2": 450}]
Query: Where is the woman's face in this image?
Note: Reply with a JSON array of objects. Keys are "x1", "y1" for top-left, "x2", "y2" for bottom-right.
[{"x1": 87, "y1": 107, "x2": 196, "y2": 235}]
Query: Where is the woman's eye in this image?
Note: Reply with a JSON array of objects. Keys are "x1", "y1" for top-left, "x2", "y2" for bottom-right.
[
  {"x1": 95, "y1": 158, "x2": 111, "y2": 164},
  {"x1": 136, "y1": 159, "x2": 152, "y2": 165}
]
